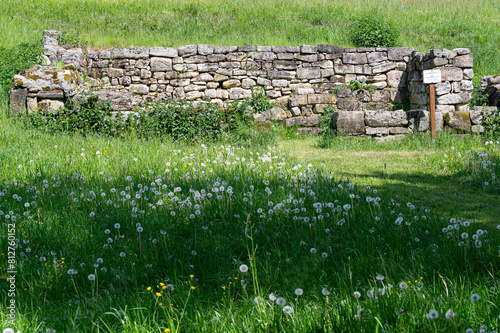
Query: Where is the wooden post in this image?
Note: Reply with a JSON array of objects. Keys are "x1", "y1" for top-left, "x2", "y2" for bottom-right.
[{"x1": 429, "y1": 83, "x2": 436, "y2": 140}]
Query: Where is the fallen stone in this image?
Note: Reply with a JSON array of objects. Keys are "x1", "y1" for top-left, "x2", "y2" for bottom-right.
[
  {"x1": 444, "y1": 111, "x2": 471, "y2": 131},
  {"x1": 9, "y1": 88, "x2": 28, "y2": 114},
  {"x1": 365, "y1": 110, "x2": 408, "y2": 127},
  {"x1": 331, "y1": 111, "x2": 365, "y2": 135}
]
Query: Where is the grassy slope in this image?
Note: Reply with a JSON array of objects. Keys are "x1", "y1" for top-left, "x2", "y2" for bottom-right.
[{"x1": 0, "y1": 0, "x2": 499, "y2": 76}]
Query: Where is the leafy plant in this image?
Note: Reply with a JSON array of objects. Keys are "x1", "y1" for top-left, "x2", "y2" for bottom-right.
[
  {"x1": 483, "y1": 109, "x2": 500, "y2": 139},
  {"x1": 349, "y1": 16, "x2": 399, "y2": 47},
  {"x1": 247, "y1": 86, "x2": 272, "y2": 114},
  {"x1": 469, "y1": 79, "x2": 490, "y2": 108},
  {"x1": 348, "y1": 78, "x2": 373, "y2": 94},
  {"x1": 317, "y1": 104, "x2": 338, "y2": 147},
  {"x1": 0, "y1": 41, "x2": 43, "y2": 98}
]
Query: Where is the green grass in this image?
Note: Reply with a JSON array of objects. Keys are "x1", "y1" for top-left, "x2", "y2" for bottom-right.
[
  {"x1": 1, "y1": 108, "x2": 500, "y2": 332},
  {"x1": 0, "y1": 0, "x2": 499, "y2": 76}
]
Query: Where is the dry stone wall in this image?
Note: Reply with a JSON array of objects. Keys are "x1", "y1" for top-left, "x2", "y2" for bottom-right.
[{"x1": 10, "y1": 30, "x2": 488, "y2": 138}]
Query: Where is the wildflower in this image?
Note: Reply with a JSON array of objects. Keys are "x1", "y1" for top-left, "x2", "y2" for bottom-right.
[
  {"x1": 239, "y1": 264, "x2": 249, "y2": 273},
  {"x1": 283, "y1": 305, "x2": 294, "y2": 314},
  {"x1": 269, "y1": 293, "x2": 276, "y2": 301},
  {"x1": 114, "y1": 223, "x2": 120, "y2": 229},
  {"x1": 445, "y1": 309, "x2": 455, "y2": 319},
  {"x1": 376, "y1": 274, "x2": 385, "y2": 281},
  {"x1": 167, "y1": 284, "x2": 174, "y2": 291},
  {"x1": 276, "y1": 297, "x2": 286, "y2": 306},
  {"x1": 321, "y1": 252, "x2": 328, "y2": 258},
  {"x1": 156, "y1": 292, "x2": 162, "y2": 297},
  {"x1": 310, "y1": 248, "x2": 317, "y2": 254},
  {"x1": 367, "y1": 290, "x2": 374, "y2": 298},
  {"x1": 353, "y1": 291, "x2": 361, "y2": 299},
  {"x1": 137, "y1": 227, "x2": 143, "y2": 233},
  {"x1": 466, "y1": 329, "x2": 474, "y2": 333},
  {"x1": 97, "y1": 258, "x2": 103, "y2": 264},
  {"x1": 322, "y1": 288, "x2": 330, "y2": 296},
  {"x1": 295, "y1": 288, "x2": 303, "y2": 296},
  {"x1": 399, "y1": 282, "x2": 408, "y2": 290},
  {"x1": 470, "y1": 293, "x2": 480, "y2": 302},
  {"x1": 120, "y1": 252, "x2": 126, "y2": 257},
  {"x1": 88, "y1": 274, "x2": 95, "y2": 281},
  {"x1": 428, "y1": 309, "x2": 438, "y2": 320}
]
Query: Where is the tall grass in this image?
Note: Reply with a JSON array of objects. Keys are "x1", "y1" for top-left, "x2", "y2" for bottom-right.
[{"x1": 0, "y1": 0, "x2": 499, "y2": 76}]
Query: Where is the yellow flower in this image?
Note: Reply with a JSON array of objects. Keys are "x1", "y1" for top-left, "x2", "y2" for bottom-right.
[
  {"x1": 156, "y1": 292, "x2": 162, "y2": 297},
  {"x1": 147, "y1": 287, "x2": 152, "y2": 291},
  {"x1": 191, "y1": 286, "x2": 196, "y2": 290},
  {"x1": 190, "y1": 275, "x2": 194, "y2": 278},
  {"x1": 165, "y1": 329, "x2": 170, "y2": 333}
]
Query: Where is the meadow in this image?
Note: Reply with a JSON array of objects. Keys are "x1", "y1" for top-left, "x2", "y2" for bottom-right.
[{"x1": 1, "y1": 0, "x2": 500, "y2": 332}]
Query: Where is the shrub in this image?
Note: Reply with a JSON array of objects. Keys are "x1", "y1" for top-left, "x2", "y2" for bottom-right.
[
  {"x1": 483, "y1": 109, "x2": 500, "y2": 139},
  {"x1": 317, "y1": 104, "x2": 337, "y2": 148},
  {"x1": 349, "y1": 16, "x2": 399, "y2": 48},
  {"x1": 469, "y1": 79, "x2": 489, "y2": 108}
]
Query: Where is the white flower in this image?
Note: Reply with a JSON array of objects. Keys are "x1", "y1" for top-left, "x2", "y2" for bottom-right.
[
  {"x1": 353, "y1": 291, "x2": 361, "y2": 298},
  {"x1": 167, "y1": 284, "x2": 174, "y2": 291},
  {"x1": 137, "y1": 227, "x2": 143, "y2": 233},
  {"x1": 399, "y1": 282, "x2": 408, "y2": 290},
  {"x1": 97, "y1": 258, "x2": 103, "y2": 264},
  {"x1": 269, "y1": 293, "x2": 276, "y2": 301},
  {"x1": 239, "y1": 264, "x2": 249, "y2": 273},
  {"x1": 114, "y1": 223, "x2": 120, "y2": 229},
  {"x1": 445, "y1": 309, "x2": 455, "y2": 319},
  {"x1": 295, "y1": 288, "x2": 303, "y2": 296},
  {"x1": 321, "y1": 252, "x2": 328, "y2": 258},
  {"x1": 276, "y1": 297, "x2": 286, "y2": 306},
  {"x1": 310, "y1": 248, "x2": 317, "y2": 254},
  {"x1": 322, "y1": 288, "x2": 330, "y2": 296},
  {"x1": 470, "y1": 293, "x2": 480, "y2": 302},
  {"x1": 466, "y1": 329, "x2": 474, "y2": 333},
  {"x1": 3, "y1": 329, "x2": 15, "y2": 333},
  {"x1": 367, "y1": 290, "x2": 374, "y2": 298},
  {"x1": 283, "y1": 305, "x2": 294, "y2": 314},
  {"x1": 88, "y1": 274, "x2": 95, "y2": 281},
  {"x1": 428, "y1": 309, "x2": 438, "y2": 320},
  {"x1": 376, "y1": 274, "x2": 384, "y2": 281},
  {"x1": 120, "y1": 252, "x2": 126, "y2": 257}
]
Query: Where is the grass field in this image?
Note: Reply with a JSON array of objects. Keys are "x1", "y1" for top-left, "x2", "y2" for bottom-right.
[
  {"x1": 1, "y1": 0, "x2": 500, "y2": 76},
  {"x1": 1, "y1": 1, "x2": 500, "y2": 332}
]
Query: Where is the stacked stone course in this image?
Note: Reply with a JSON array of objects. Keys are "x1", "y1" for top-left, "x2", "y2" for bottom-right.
[{"x1": 10, "y1": 30, "x2": 495, "y2": 139}]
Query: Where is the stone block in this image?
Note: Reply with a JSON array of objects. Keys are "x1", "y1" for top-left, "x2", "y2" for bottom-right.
[
  {"x1": 213, "y1": 46, "x2": 237, "y2": 54},
  {"x1": 388, "y1": 47, "x2": 414, "y2": 61},
  {"x1": 151, "y1": 57, "x2": 172, "y2": 72},
  {"x1": 216, "y1": 89, "x2": 229, "y2": 99},
  {"x1": 112, "y1": 48, "x2": 149, "y2": 59},
  {"x1": 9, "y1": 88, "x2": 27, "y2": 114},
  {"x1": 272, "y1": 46, "x2": 300, "y2": 53},
  {"x1": 453, "y1": 54, "x2": 473, "y2": 68},
  {"x1": 130, "y1": 84, "x2": 149, "y2": 95},
  {"x1": 268, "y1": 70, "x2": 296, "y2": 79},
  {"x1": 257, "y1": 77, "x2": 271, "y2": 86},
  {"x1": 237, "y1": 46, "x2": 256, "y2": 52},
  {"x1": 297, "y1": 88, "x2": 315, "y2": 95},
  {"x1": 107, "y1": 68, "x2": 124, "y2": 78},
  {"x1": 285, "y1": 114, "x2": 321, "y2": 127},
  {"x1": 252, "y1": 52, "x2": 277, "y2": 61},
  {"x1": 185, "y1": 91, "x2": 203, "y2": 100},
  {"x1": 229, "y1": 88, "x2": 251, "y2": 99},
  {"x1": 336, "y1": 98, "x2": 362, "y2": 111},
  {"x1": 38, "y1": 99, "x2": 65, "y2": 112},
  {"x1": 435, "y1": 82, "x2": 451, "y2": 96},
  {"x1": 150, "y1": 47, "x2": 178, "y2": 58},
  {"x1": 291, "y1": 107, "x2": 301, "y2": 116},
  {"x1": 332, "y1": 111, "x2": 365, "y2": 135},
  {"x1": 295, "y1": 54, "x2": 318, "y2": 62},
  {"x1": 437, "y1": 93, "x2": 463, "y2": 105},
  {"x1": 273, "y1": 60, "x2": 298, "y2": 70},
  {"x1": 387, "y1": 70, "x2": 405, "y2": 88},
  {"x1": 288, "y1": 95, "x2": 308, "y2": 107},
  {"x1": 37, "y1": 89, "x2": 64, "y2": 99},
  {"x1": 372, "y1": 62, "x2": 397, "y2": 74},
  {"x1": 272, "y1": 79, "x2": 288, "y2": 87},
  {"x1": 408, "y1": 111, "x2": 444, "y2": 132},
  {"x1": 440, "y1": 67, "x2": 463, "y2": 81},
  {"x1": 242, "y1": 78, "x2": 256, "y2": 88},
  {"x1": 471, "y1": 125, "x2": 484, "y2": 133},
  {"x1": 308, "y1": 94, "x2": 335, "y2": 104},
  {"x1": 300, "y1": 45, "x2": 317, "y2": 54},
  {"x1": 178, "y1": 44, "x2": 197, "y2": 56},
  {"x1": 297, "y1": 67, "x2": 321, "y2": 79},
  {"x1": 277, "y1": 53, "x2": 295, "y2": 60},
  {"x1": 27, "y1": 97, "x2": 38, "y2": 113},
  {"x1": 197, "y1": 44, "x2": 214, "y2": 55},
  {"x1": 317, "y1": 44, "x2": 343, "y2": 54},
  {"x1": 463, "y1": 69, "x2": 474, "y2": 80},
  {"x1": 198, "y1": 63, "x2": 219, "y2": 72},
  {"x1": 314, "y1": 104, "x2": 326, "y2": 113},
  {"x1": 371, "y1": 90, "x2": 390, "y2": 103},
  {"x1": 184, "y1": 55, "x2": 207, "y2": 64},
  {"x1": 343, "y1": 53, "x2": 368, "y2": 65},
  {"x1": 262, "y1": 107, "x2": 289, "y2": 120},
  {"x1": 365, "y1": 110, "x2": 408, "y2": 127},
  {"x1": 366, "y1": 127, "x2": 389, "y2": 136},
  {"x1": 367, "y1": 52, "x2": 388, "y2": 64},
  {"x1": 389, "y1": 127, "x2": 413, "y2": 134},
  {"x1": 222, "y1": 79, "x2": 241, "y2": 88},
  {"x1": 207, "y1": 54, "x2": 226, "y2": 62},
  {"x1": 461, "y1": 80, "x2": 473, "y2": 91},
  {"x1": 444, "y1": 111, "x2": 471, "y2": 131},
  {"x1": 226, "y1": 52, "x2": 246, "y2": 61}
]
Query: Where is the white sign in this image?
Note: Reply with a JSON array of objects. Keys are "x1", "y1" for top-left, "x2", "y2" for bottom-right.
[{"x1": 423, "y1": 69, "x2": 442, "y2": 84}]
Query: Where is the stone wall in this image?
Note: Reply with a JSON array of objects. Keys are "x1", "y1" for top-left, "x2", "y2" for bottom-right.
[
  {"x1": 481, "y1": 75, "x2": 500, "y2": 108},
  {"x1": 10, "y1": 30, "x2": 486, "y2": 138}
]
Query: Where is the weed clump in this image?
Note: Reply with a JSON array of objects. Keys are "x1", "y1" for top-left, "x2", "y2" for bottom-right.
[{"x1": 349, "y1": 16, "x2": 399, "y2": 47}]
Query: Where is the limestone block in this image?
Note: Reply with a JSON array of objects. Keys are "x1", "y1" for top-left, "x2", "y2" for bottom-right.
[
  {"x1": 371, "y1": 82, "x2": 387, "y2": 89},
  {"x1": 387, "y1": 70, "x2": 404, "y2": 88},
  {"x1": 435, "y1": 82, "x2": 451, "y2": 96},
  {"x1": 308, "y1": 94, "x2": 335, "y2": 104},
  {"x1": 37, "y1": 89, "x2": 64, "y2": 99},
  {"x1": 389, "y1": 127, "x2": 413, "y2": 134},
  {"x1": 27, "y1": 97, "x2": 38, "y2": 113},
  {"x1": 226, "y1": 52, "x2": 246, "y2": 61},
  {"x1": 257, "y1": 77, "x2": 271, "y2": 86},
  {"x1": 343, "y1": 53, "x2": 368, "y2": 65},
  {"x1": 9, "y1": 88, "x2": 27, "y2": 114},
  {"x1": 222, "y1": 79, "x2": 241, "y2": 88},
  {"x1": 440, "y1": 67, "x2": 463, "y2": 81},
  {"x1": 371, "y1": 90, "x2": 390, "y2": 103},
  {"x1": 252, "y1": 52, "x2": 277, "y2": 61},
  {"x1": 365, "y1": 110, "x2": 408, "y2": 127},
  {"x1": 185, "y1": 91, "x2": 203, "y2": 100},
  {"x1": 355, "y1": 65, "x2": 372, "y2": 75},
  {"x1": 366, "y1": 127, "x2": 389, "y2": 136},
  {"x1": 216, "y1": 89, "x2": 229, "y2": 99},
  {"x1": 272, "y1": 46, "x2": 300, "y2": 53},
  {"x1": 436, "y1": 105, "x2": 455, "y2": 113},
  {"x1": 277, "y1": 53, "x2": 295, "y2": 60},
  {"x1": 272, "y1": 79, "x2": 288, "y2": 87},
  {"x1": 300, "y1": 45, "x2": 317, "y2": 54},
  {"x1": 297, "y1": 88, "x2": 314, "y2": 95},
  {"x1": 367, "y1": 52, "x2": 388, "y2": 64},
  {"x1": 453, "y1": 54, "x2": 473, "y2": 68},
  {"x1": 297, "y1": 68, "x2": 321, "y2": 79},
  {"x1": 321, "y1": 69, "x2": 335, "y2": 77},
  {"x1": 288, "y1": 95, "x2": 308, "y2": 107},
  {"x1": 140, "y1": 69, "x2": 152, "y2": 79},
  {"x1": 426, "y1": 57, "x2": 448, "y2": 69},
  {"x1": 38, "y1": 99, "x2": 65, "y2": 112},
  {"x1": 295, "y1": 54, "x2": 318, "y2": 62},
  {"x1": 291, "y1": 107, "x2": 301, "y2": 116},
  {"x1": 242, "y1": 78, "x2": 256, "y2": 88},
  {"x1": 112, "y1": 48, "x2": 149, "y2": 59},
  {"x1": 285, "y1": 114, "x2": 321, "y2": 127},
  {"x1": 273, "y1": 60, "x2": 298, "y2": 70},
  {"x1": 262, "y1": 107, "x2": 289, "y2": 120},
  {"x1": 237, "y1": 46, "x2": 256, "y2": 52},
  {"x1": 253, "y1": 113, "x2": 268, "y2": 122},
  {"x1": 463, "y1": 69, "x2": 474, "y2": 80},
  {"x1": 437, "y1": 93, "x2": 463, "y2": 105},
  {"x1": 130, "y1": 84, "x2": 149, "y2": 95},
  {"x1": 204, "y1": 89, "x2": 216, "y2": 98},
  {"x1": 444, "y1": 111, "x2": 471, "y2": 131},
  {"x1": 207, "y1": 54, "x2": 226, "y2": 62},
  {"x1": 184, "y1": 85, "x2": 205, "y2": 92},
  {"x1": 184, "y1": 55, "x2": 207, "y2": 64},
  {"x1": 219, "y1": 62, "x2": 241, "y2": 69},
  {"x1": 317, "y1": 44, "x2": 343, "y2": 54},
  {"x1": 178, "y1": 44, "x2": 197, "y2": 56},
  {"x1": 198, "y1": 73, "x2": 213, "y2": 81},
  {"x1": 388, "y1": 47, "x2": 414, "y2": 61},
  {"x1": 336, "y1": 98, "x2": 362, "y2": 111},
  {"x1": 151, "y1": 57, "x2": 172, "y2": 72},
  {"x1": 197, "y1": 44, "x2": 214, "y2": 55},
  {"x1": 150, "y1": 47, "x2": 178, "y2": 58},
  {"x1": 372, "y1": 62, "x2": 397, "y2": 74},
  {"x1": 460, "y1": 80, "x2": 473, "y2": 91},
  {"x1": 198, "y1": 63, "x2": 219, "y2": 72},
  {"x1": 229, "y1": 88, "x2": 251, "y2": 99},
  {"x1": 213, "y1": 46, "x2": 237, "y2": 54},
  {"x1": 332, "y1": 111, "x2": 365, "y2": 135},
  {"x1": 268, "y1": 70, "x2": 296, "y2": 79},
  {"x1": 314, "y1": 104, "x2": 326, "y2": 113}
]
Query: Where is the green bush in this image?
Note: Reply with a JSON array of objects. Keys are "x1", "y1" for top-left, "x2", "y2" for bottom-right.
[
  {"x1": 349, "y1": 16, "x2": 399, "y2": 47},
  {"x1": 469, "y1": 79, "x2": 489, "y2": 108},
  {"x1": 0, "y1": 41, "x2": 43, "y2": 97},
  {"x1": 483, "y1": 109, "x2": 500, "y2": 139}
]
